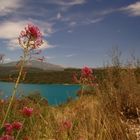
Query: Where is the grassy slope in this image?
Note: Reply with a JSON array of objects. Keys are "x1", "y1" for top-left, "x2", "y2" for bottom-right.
[{"x1": 0, "y1": 66, "x2": 140, "y2": 139}]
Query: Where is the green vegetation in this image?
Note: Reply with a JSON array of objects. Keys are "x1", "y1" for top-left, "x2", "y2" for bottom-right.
[
  {"x1": 0, "y1": 47, "x2": 140, "y2": 139},
  {"x1": 0, "y1": 64, "x2": 140, "y2": 139},
  {"x1": 0, "y1": 66, "x2": 139, "y2": 85}
]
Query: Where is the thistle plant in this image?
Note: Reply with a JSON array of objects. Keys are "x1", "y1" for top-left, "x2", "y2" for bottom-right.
[{"x1": 1, "y1": 24, "x2": 43, "y2": 128}]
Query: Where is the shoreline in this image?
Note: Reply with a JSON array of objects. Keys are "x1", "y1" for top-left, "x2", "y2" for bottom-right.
[{"x1": 0, "y1": 80, "x2": 79, "y2": 86}]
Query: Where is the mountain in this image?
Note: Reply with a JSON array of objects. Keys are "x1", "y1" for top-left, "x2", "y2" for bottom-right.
[{"x1": 0, "y1": 60, "x2": 64, "y2": 71}]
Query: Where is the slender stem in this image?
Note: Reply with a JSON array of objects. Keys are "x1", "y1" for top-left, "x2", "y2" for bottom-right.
[
  {"x1": 1, "y1": 35, "x2": 31, "y2": 128},
  {"x1": 1, "y1": 50, "x2": 27, "y2": 128},
  {"x1": 15, "y1": 119, "x2": 25, "y2": 140}
]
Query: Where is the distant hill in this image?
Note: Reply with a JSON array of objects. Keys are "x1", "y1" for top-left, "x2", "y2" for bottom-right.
[{"x1": 0, "y1": 60, "x2": 64, "y2": 71}]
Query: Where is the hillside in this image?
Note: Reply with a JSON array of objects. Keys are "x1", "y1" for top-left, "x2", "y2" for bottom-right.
[
  {"x1": 0, "y1": 65, "x2": 139, "y2": 84},
  {"x1": 0, "y1": 60, "x2": 64, "y2": 71}
]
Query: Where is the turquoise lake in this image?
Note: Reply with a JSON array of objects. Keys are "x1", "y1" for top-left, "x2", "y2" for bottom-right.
[{"x1": 0, "y1": 81, "x2": 80, "y2": 105}]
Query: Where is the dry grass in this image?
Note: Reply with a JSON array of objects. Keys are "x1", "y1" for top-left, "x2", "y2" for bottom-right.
[{"x1": 0, "y1": 60, "x2": 140, "y2": 139}]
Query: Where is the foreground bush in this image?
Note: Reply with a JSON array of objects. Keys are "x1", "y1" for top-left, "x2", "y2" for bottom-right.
[{"x1": 0, "y1": 92, "x2": 137, "y2": 140}]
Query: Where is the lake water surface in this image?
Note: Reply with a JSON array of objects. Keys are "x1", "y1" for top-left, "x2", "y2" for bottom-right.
[{"x1": 0, "y1": 81, "x2": 80, "y2": 105}]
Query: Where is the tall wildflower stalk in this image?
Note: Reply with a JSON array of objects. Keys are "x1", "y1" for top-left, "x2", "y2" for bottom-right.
[
  {"x1": 1, "y1": 24, "x2": 43, "y2": 128},
  {"x1": 73, "y1": 66, "x2": 97, "y2": 96}
]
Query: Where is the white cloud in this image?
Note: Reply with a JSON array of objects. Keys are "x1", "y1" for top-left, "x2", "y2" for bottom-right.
[
  {"x1": 48, "y1": 0, "x2": 87, "y2": 6},
  {"x1": 93, "y1": 2, "x2": 140, "y2": 17},
  {"x1": 45, "y1": 56, "x2": 56, "y2": 59},
  {"x1": 68, "y1": 30, "x2": 73, "y2": 33},
  {"x1": 0, "y1": 20, "x2": 55, "y2": 51},
  {"x1": 4, "y1": 57, "x2": 12, "y2": 63},
  {"x1": 0, "y1": 20, "x2": 54, "y2": 50},
  {"x1": 69, "y1": 21, "x2": 77, "y2": 27},
  {"x1": 67, "y1": 18, "x2": 103, "y2": 29},
  {"x1": 4, "y1": 39, "x2": 55, "y2": 51},
  {"x1": 0, "y1": 21, "x2": 26, "y2": 39},
  {"x1": 65, "y1": 54, "x2": 76, "y2": 58},
  {"x1": 95, "y1": 9, "x2": 116, "y2": 17},
  {"x1": 82, "y1": 18, "x2": 103, "y2": 25},
  {"x1": 40, "y1": 40, "x2": 56, "y2": 50},
  {"x1": 0, "y1": 0, "x2": 21, "y2": 16},
  {"x1": 57, "y1": 13, "x2": 62, "y2": 20},
  {"x1": 5, "y1": 39, "x2": 55, "y2": 51},
  {"x1": 49, "y1": 13, "x2": 63, "y2": 22},
  {"x1": 0, "y1": 20, "x2": 54, "y2": 39},
  {"x1": 121, "y1": 2, "x2": 140, "y2": 16},
  {"x1": 6, "y1": 39, "x2": 19, "y2": 51}
]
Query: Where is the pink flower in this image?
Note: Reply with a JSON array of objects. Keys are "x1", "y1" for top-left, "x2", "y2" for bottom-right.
[
  {"x1": 12, "y1": 121, "x2": 23, "y2": 130},
  {"x1": 26, "y1": 24, "x2": 41, "y2": 38},
  {"x1": 62, "y1": 120, "x2": 72, "y2": 129},
  {"x1": 19, "y1": 23, "x2": 43, "y2": 49},
  {"x1": 81, "y1": 66, "x2": 93, "y2": 77},
  {"x1": 22, "y1": 107, "x2": 33, "y2": 117},
  {"x1": 0, "y1": 135, "x2": 14, "y2": 140},
  {"x1": 4, "y1": 123, "x2": 13, "y2": 135}
]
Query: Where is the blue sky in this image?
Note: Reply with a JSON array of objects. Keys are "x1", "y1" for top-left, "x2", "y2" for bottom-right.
[{"x1": 0, "y1": 0, "x2": 140, "y2": 67}]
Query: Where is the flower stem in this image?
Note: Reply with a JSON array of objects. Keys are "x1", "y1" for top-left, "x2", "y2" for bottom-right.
[
  {"x1": 1, "y1": 50, "x2": 27, "y2": 128},
  {"x1": 15, "y1": 119, "x2": 25, "y2": 140}
]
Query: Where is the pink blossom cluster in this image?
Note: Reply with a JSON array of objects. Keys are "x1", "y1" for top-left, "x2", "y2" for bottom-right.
[
  {"x1": 81, "y1": 66, "x2": 93, "y2": 77},
  {"x1": 22, "y1": 107, "x2": 33, "y2": 117},
  {"x1": 0, "y1": 135, "x2": 14, "y2": 140},
  {"x1": 73, "y1": 66, "x2": 95, "y2": 84},
  {"x1": 0, "y1": 107, "x2": 33, "y2": 139},
  {"x1": 58, "y1": 119, "x2": 72, "y2": 132},
  {"x1": 4, "y1": 122, "x2": 23, "y2": 134},
  {"x1": 62, "y1": 120, "x2": 72, "y2": 129},
  {"x1": 73, "y1": 66, "x2": 97, "y2": 95},
  {"x1": 0, "y1": 121, "x2": 22, "y2": 140},
  {"x1": 18, "y1": 24, "x2": 43, "y2": 50}
]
